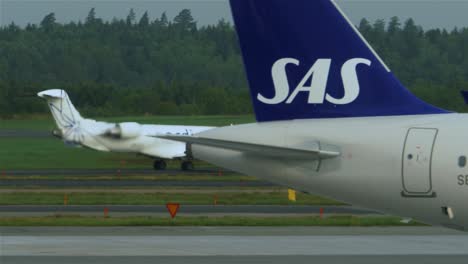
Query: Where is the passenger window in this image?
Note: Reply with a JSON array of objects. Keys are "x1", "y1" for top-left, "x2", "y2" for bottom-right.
[{"x1": 458, "y1": 156, "x2": 466, "y2": 168}]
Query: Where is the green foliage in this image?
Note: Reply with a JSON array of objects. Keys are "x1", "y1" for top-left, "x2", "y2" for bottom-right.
[
  {"x1": 0, "y1": 8, "x2": 247, "y2": 118},
  {"x1": 40, "y1": 12, "x2": 56, "y2": 31},
  {"x1": 126, "y1": 8, "x2": 136, "y2": 25},
  {"x1": 138, "y1": 11, "x2": 150, "y2": 28},
  {"x1": 0, "y1": 192, "x2": 342, "y2": 206},
  {"x1": 1, "y1": 10, "x2": 468, "y2": 118},
  {"x1": 0, "y1": 215, "x2": 423, "y2": 227},
  {"x1": 0, "y1": 138, "x2": 148, "y2": 169},
  {"x1": 357, "y1": 18, "x2": 468, "y2": 112},
  {"x1": 85, "y1": 8, "x2": 96, "y2": 25},
  {"x1": 0, "y1": 115, "x2": 254, "y2": 130},
  {"x1": 173, "y1": 9, "x2": 197, "y2": 32}
]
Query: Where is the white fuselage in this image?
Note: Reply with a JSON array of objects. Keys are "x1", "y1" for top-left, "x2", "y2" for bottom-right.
[
  {"x1": 192, "y1": 113, "x2": 468, "y2": 230},
  {"x1": 66, "y1": 119, "x2": 213, "y2": 159}
]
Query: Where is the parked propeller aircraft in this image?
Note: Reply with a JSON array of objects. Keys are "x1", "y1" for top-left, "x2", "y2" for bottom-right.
[
  {"x1": 161, "y1": 0, "x2": 468, "y2": 230},
  {"x1": 38, "y1": 89, "x2": 213, "y2": 170}
]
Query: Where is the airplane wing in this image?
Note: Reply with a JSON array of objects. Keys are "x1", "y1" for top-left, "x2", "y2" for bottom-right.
[{"x1": 157, "y1": 135, "x2": 340, "y2": 160}]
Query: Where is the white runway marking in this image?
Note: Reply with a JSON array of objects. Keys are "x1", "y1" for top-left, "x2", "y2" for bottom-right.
[{"x1": 2, "y1": 235, "x2": 468, "y2": 256}]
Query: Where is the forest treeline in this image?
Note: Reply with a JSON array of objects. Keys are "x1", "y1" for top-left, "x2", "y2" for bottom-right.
[{"x1": 0, "y1": 9, "x2": 468, "y2": 117}]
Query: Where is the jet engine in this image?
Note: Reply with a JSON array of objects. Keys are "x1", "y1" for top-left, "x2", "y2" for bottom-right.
[{"x1": 107, "y1": 122, "x2": 142, "y2": 139}]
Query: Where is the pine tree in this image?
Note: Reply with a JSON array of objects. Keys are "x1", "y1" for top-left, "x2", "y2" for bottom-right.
[
  {"x1": 40, "y1": 13, "x2": 56, "y2": 31},
  {"x1": 388, "y1": 16, "x2": 401, "y2": 35},
  {"x1": 86, "y1": 8, "x2": 96, "y2": 25},
  {"x1": 139, "y1": 11, "x2": 150, "y2": 27},
  {"x1": 160, "y1": 12, "x2": 168, "y2": 27},
  {"x1": 173, "y1": 9, "x2": 196, "y2": 32},
  {"x1": 126, "y1": 8, "x2": 136, "y2": 25}
]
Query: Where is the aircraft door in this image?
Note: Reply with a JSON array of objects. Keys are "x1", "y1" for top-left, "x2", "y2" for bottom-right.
[{"x1": 401, "y1": 128, "x2": 437, "y2": 197}]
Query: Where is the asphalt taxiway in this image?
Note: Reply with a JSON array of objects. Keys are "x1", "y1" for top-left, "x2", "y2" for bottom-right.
[{"x1": 1, "y1": 227, "x2": 466, "y2": 264}]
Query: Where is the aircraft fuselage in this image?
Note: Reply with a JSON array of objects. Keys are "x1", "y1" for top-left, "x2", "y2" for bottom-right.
[
  {"x1": 65, "y1": 121, "x2": 212, "y2": 159},
  {"x1": 192, "y1": 113, "x2": 468, "y2": 230}
]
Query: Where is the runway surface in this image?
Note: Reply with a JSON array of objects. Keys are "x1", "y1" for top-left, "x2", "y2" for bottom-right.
[
  {"x1": 1, "y1": 227, "x2": 466, "y2": 264},
  {"x1": 0, "y1": 205, "x2": 376, "y2": 216}
]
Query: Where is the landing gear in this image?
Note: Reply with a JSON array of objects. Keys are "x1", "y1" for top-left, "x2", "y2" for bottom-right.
[
  {"x1": 153, "y1": 160, "x2": 194, "y2": 171},
  {"x1": 153, "y1": 159, "x2": 167, "y2": 170},
  {"x1": 181, "y1": 161, "x2": 194, "y2": 171}
]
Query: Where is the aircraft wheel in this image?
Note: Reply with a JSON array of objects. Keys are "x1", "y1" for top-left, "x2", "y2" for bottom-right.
[
  {"x1": 181, "y1": 161, "x2": 194, "y2": 171},
  {"x1": 153, "y1": 160, "x2": 167, "y2": 170}
]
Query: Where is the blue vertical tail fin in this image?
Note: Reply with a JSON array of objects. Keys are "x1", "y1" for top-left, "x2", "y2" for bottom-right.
[{"x1": 229, "y1": 0, "x2": 449, "y2": 122}]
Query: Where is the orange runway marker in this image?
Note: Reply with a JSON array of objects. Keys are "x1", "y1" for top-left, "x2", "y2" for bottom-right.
[
  {"x1": 166, "y1": 203, "x2": 180, "y2": 219},
  {"x1": 320, "y1": 207, "x2": 324, "y2": 219},
  {"x1": 104, "y1": 207, "x2": 109, "y2": 218}
]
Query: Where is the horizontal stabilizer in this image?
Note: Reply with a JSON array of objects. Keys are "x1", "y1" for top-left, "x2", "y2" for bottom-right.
[
  {"x1": 158, "y1": 135, "x2": 340, "y2": 160},
  {"x1": 38, "y1": 89, "x2": 67, "y2": 99}
]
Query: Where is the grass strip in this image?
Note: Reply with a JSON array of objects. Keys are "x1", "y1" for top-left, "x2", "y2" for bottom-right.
[
  {"x1": 0, "y1": 192, "x2": 344, "y2": 205},
  {"x1": 0, "y1": 186, "x2": 282, "y2": 192},
  {"x1": 0, "y1": 138, "x2": 152, "y2": 169},
  {"x1": 0, "y1": 138, "x2": 214, "y2": 170},
  {"x1": 0, "y1": 215, "x2": 424, "y2": 227}
]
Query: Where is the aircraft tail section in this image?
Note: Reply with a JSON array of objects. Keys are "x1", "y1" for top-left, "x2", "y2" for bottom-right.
[
  {"x1": 38, "y1": 89, "x2": 83, "y2": 130},
  {"x1": 229, "y1": 0, "x2": 449, "y2": 122}
]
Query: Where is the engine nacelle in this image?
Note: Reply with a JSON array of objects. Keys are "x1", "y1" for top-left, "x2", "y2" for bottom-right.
[{"x1": 108, "y1": 122, "x2": 142, "y2": 139}]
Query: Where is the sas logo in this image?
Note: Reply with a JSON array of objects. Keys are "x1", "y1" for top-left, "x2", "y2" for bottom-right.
[{"x1": 258, "y1": 58, "x2": 371, "y2": 105}]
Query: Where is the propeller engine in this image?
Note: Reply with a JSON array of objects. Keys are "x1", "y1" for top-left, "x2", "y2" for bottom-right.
[{"x1": 106, "y1": 122, "x2": 142, "y2": 139}]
